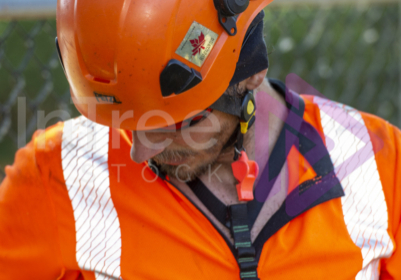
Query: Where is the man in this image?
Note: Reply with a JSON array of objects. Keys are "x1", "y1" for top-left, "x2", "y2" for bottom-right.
[{"x1": 0, "y1": 0, "x2": 400, "y2": 279}]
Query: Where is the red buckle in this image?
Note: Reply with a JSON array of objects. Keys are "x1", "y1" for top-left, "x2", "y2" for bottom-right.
[{"x1": 231, "y1": 151, "x2": 259, "y2": 201}]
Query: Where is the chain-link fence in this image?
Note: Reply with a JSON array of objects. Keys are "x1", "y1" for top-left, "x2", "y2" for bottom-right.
[
  {"x1": 0, "y1": 2, "x2": 400, "y2": 182},
  {"x1": 0, "y1": 19, "x2": 78, "y2": 181}
]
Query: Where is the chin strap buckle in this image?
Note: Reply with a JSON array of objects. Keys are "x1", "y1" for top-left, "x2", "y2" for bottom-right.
[{"x1": 231, "y1": 151, "x2": 259, "y2": 201}]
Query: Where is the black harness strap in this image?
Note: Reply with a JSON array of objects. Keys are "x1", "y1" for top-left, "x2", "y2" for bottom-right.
[
  {"x1": 187, "y1": 180, "x2": 261, "y2": 279},
  {"x1": 187, "y1": 177, "x2": 269, "y2": 231},
  {"x1": 186, "y1": 178, "x2": 229, "y2": 227},
  {"x1": 183, "y1": 79, "x2": 344, "y2": 275},
  {"x1": 187, "y1": 80, "x2": 307, "y2": 232},
  {"x1": 230, "y1": 204, "x2": 259, "y2": 280}
]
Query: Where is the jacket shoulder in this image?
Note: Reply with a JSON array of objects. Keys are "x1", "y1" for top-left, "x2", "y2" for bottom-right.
[
  {"x1": 33, "y1": 116, "x2": 102, "y2": 187},
  {"x1": 303, "y1": 95, "x2": 401, "y2": 239}
]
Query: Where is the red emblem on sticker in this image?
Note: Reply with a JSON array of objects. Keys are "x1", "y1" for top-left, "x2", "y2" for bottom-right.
[{"x1": 190, "y1": 32, "x2": 206, "y2": 56}]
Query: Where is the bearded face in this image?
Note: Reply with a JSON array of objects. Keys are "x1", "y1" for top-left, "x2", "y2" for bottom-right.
[{"x1": 131, "y1": 110, "x2": 238, "y2": 182}]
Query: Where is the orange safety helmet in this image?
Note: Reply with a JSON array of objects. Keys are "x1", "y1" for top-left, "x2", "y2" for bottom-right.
[{"x1": 56, "y1": 0, "x2": 273, "y2": 131}]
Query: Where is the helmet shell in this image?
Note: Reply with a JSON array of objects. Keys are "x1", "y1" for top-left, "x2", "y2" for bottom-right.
[{"x1": 57, "y1": 0, "x2": 273, "y2": 130}]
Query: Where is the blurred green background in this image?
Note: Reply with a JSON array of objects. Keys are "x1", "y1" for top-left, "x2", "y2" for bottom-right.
[{"x1": 0, "y1": 2, "x2": 400, "y2": 181}]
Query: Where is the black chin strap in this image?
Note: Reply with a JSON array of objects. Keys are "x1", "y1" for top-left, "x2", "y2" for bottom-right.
[
  {"x1": 214, "y1": 90, "x2": 257, "y2": 160},
  {"x1": 221, "y1": 124, "x2": 240, "y2": 152}
]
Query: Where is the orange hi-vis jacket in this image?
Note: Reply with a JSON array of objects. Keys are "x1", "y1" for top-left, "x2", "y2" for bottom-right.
[{"x1": 1, "y1": 80, "x2": 401, "y2": 280}]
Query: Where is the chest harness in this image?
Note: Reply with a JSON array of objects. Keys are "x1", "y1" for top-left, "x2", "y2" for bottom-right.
[{"x1": 182, "y1": 85, "x2": 259, "y2": 279}]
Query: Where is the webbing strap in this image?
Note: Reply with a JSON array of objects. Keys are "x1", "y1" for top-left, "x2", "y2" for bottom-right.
[
  {"x1": 186, "y1": 123, "x2": 305, "y2": 231},
  {"x1": 187, "y1": 178, "x2": 229, "y2": 227},
  {"x1": 230, "y1": 204, "x2": 259, "y2": 280},
  {"x1": 187, "y1": 177, "x2": 267, "y2": 230},
  {"x1": 185, "y1": 79, "x2": 308, "y2": 278},
  {"x1": 187, "y1": 79, "x2": 308, "y2": 231},
  {"x1": 186, "y1": 180, "x2": 260, "y2": 279}
]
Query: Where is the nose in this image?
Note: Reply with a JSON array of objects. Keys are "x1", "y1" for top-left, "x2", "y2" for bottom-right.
[{"x1": 130, "y1": 131, "x2": 169, "y2": 163}]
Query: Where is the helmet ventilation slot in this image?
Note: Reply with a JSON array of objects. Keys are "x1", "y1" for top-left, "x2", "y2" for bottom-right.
[{"x1": 93, "y1": 77, "x2": 111, "y2": 84}]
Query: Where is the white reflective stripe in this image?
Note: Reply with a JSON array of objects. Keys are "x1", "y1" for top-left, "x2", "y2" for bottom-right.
[
  {"x1": 314, "y1": 97, "x2": 394, "y2": 280},
  {"x1": 95, "y1": 272, "x2": 121, "y2": 280},
  {"x1": 62, "y1": 116, "x2": 122, "y2": 279}
]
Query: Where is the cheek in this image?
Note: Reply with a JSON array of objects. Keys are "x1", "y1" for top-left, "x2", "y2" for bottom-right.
[
  {"x1": 170, "y1": 113, "x2": 234, "y2": 150},
  {"x1": 170, "y1": 132, "x2": 217, "y2": 148}
]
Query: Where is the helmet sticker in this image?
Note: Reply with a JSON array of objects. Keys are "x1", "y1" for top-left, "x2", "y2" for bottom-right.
[
  {"x1": 94, "y1": 92, "x2": 122, "y2": 104},
  {"x1": 175, "y1": 21, "x2": 218, "y2": 67}
]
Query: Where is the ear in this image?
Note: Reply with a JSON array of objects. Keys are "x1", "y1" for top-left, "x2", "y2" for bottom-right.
[{"x1": 243, "y1": 68, "x2": 268, "y2": 90}]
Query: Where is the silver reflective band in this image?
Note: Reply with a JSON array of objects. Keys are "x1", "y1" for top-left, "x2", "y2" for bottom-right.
[
  {"x1": 62, "y1": 116, "x2": 122, "y2": 280},
  {"x1": 315, "y1": 97, "x2": 394, "y2": 280}
]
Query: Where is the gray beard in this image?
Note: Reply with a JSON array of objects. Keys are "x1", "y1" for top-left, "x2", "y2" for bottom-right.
[
  {"x1": 152, "y1": 148, "x2": 220, "y2": 182},
  {"x1": 151, "y1": 120, "x2": 235, "y2": 182},
  {"x1": 159, "y1": 162, "x2": 209, "y2": 182}
]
